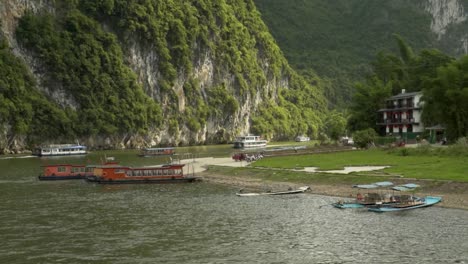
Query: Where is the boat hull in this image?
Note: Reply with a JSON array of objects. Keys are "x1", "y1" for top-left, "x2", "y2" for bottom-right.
[
  {"x1": 86, "y1": 176, "x2": 199, "y2": 184},
  {"x1": 368, "y1": 196, "x2": 442, "y2": 212},
  {"x1": 35, "y1": 152, "x2": 87, "y2": 157},
  {"x1": 233, "y1": 142, "x2": 267, "y2": 149},
  {"x1": 332, "y1": 202, "x2": 366, "y2": 209},
  {"x1": 38, "y1": 175, "x2": 87, "y2": 180},
  {"x1": 236, "y1": 186, "x2": 310, "y2": 196}
]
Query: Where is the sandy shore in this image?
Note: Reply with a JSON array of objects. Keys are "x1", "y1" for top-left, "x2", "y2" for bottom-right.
[{"x1": 182, "y1": 157, "x2": 468, "y2": 210}]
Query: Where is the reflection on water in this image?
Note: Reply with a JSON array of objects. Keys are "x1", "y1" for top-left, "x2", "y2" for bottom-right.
[{"x1": 0, "y1": 148, "x2": 467, "y2": 263}]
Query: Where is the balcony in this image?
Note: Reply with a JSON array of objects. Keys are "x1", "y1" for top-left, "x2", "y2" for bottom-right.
[
  {"x1": 384, "y1": 102, "x2": 415, "y2": 109},
  {"x1": 377, "y1": 118, "x2": 419, "y2": 125}
]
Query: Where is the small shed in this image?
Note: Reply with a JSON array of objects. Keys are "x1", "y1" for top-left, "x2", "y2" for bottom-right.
[{"x1": 425, "y1": 124, "x2": 446, "y2": 144}]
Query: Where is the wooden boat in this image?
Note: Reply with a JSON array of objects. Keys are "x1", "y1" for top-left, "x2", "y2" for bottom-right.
[
  {"x1": 33, "y1": 144, "x2": 87, "y2": 157},
  {"x1": 138, "y1": 147, "x2": 175, "y2": 157},
  {"x1": 236, "y1": 186, "x2": 310, "y2": 196},
  {"x1": 332, "y1": 201, "x2": 366, "y2": 209},
  {"x1": 86, "y1": 163, "x2": 198, "y2": 184},
  {"x1": 368, "y1": 196, "x2": 442, "y2": 212},
  {"x1": 38, "y1": 164, "x2": 94, "y2": 180},
  {"x1": 332, "y1": 181, "x2": 396, "y2": 209},
  {"x1": 233, "y1": 135, "x2": 267, "y2": 149}
]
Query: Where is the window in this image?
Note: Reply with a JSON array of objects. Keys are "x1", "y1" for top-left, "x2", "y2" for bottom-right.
[{"x1": 58, "y1": 166, "x2": 67, "y2": 172}]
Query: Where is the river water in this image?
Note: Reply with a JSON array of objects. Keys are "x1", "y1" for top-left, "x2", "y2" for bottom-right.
[{"x1": 1, "y1": 146, "x2": 467, "y2": 263}]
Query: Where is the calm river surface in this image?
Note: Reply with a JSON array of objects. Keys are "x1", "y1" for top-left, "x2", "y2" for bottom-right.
[{"x1": 1, "y1": 146, "x2": 467, "y2": 263}]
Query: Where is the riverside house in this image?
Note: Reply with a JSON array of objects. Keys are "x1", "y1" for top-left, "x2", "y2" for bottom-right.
[{"x1": 377, "y1": 89, "x2": 424, "y2": 141}]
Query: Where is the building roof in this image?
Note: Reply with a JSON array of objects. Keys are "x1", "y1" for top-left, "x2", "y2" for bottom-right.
[
  {"x1": 386, "y1": 91, "x2": 422, "y2": 100},
  {"x1": 425, "y1": 124, "x2": 445, "y2": 130}
]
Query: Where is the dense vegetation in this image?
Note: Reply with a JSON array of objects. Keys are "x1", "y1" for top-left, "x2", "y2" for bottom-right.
[
  {"x1": 16, "y1": 11, "x2": 162, "y2": 137},
  {"x1": 348, "y1": 35, "x2": 468, "y2": 141},
  {"x1": 254, "y1": 0, "x2": 468, "y2": 108},
  {"x1": 1, "y1": 0, "x2": 328, "y2": 149},
  {"x1": 0, "y1": 32, "x2": 75, "y2": 144}
]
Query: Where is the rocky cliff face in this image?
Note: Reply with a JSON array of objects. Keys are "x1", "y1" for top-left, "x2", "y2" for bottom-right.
[
  {"x1": 425, "y1": 0, "x2": 468, "y2": 54},
  {"x1": 0, "y1": 0, "x2": 295, "y2": 152}
]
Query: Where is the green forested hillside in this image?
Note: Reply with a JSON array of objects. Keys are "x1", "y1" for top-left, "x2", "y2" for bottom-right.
[
  {"x1": 0, "y1": 35, "x2": 74, "y2": 142},
  {"x1": 254, "y1": 0, "x2": 467, "y2": 107},
  {"x1": 0, "y1": 0, "x2": 327, "y2": 151}
]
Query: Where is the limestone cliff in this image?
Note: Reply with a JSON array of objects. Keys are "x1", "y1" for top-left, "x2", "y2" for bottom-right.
[
  {"x1": 0, "y1": 0, "x2": 325, "y2": 153},
  {"x1": 425, "y1": 0, "x2": 468, "y2": 53}
]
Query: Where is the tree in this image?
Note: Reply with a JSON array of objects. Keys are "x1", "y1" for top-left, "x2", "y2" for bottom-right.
[
  {"x1": 347, "y1": 77, "x2": 391, "y2": 132},
  {"x1": 324, "y1": 110, "x2": 346, "y2": 141},
  {"x1": 348, "y1": 35, "x2": 454, "y2": 135},
  {"x1": 422, "y1": 55, "x2": 468, "y2": 141},
  {"x1": 353, "y1": 128, "x2": 378, "y2": 149}
]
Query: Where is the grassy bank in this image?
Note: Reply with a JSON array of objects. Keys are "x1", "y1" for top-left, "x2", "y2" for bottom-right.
[
  {"x1": 252, "y1": 148, "x2": 468, "y2": 182},
  {"x1": 200, "y1": 148, "x2": 468, "y2": 209}
]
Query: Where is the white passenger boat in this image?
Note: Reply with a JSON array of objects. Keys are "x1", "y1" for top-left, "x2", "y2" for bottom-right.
[
  {"x1": 233, "y1": 135, "x2": 267, "y2": 149},
  {"x1": 295, "y1": 135, "x2": 310, "y2": 142},
  {"x1": 33, "y1": 144, "x2": 87, "y2": 157}
]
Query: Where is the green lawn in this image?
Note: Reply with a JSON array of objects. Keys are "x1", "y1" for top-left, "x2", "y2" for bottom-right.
[{"x1": 253, "y1": 149, "x2": 468, "y2": 182}]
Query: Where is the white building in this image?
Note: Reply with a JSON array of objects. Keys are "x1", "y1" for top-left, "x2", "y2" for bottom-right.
[{"x1": 377, "y1": 90, "x2": 424, "y2": 137}]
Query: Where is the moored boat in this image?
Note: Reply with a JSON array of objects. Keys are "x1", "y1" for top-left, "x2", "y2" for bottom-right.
[
  {"x1": 138, "y1": 147, "x2": 175, "y2": 157},
  {"x1": 368, "y1": 196, "x2": 442, "y2": 212},
  {"x1": 295, "y1": 135, "x2": 310, "y2": 142},
  {"x1": 233, "y1": 135, "x2": 267, "y2": 149},
  {"x1": 38, "y1": 164, "x2": 94, "y2": 180},
  {"x1": 33, "y1": 144, "x2": 87, "y2": 157},
  {"x1": 86, "y1": 163, "x2": 199, "y2": 184},
  {"x1": 236, "y1": 186, "x2": 310, "y2": 196},
  {"x1": 332, "y1": 181, "x2": 396, "y2": 209}
]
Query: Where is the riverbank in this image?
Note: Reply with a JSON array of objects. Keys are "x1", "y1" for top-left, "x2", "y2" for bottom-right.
[{"x1": 185, "y1": 157, "x2": 468, "y2": 210}]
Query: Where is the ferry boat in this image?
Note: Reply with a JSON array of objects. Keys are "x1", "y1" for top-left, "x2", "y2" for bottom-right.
[
  {"x1": 233, "y1": 135, "x2": 267, "y2": 149},
  {"x1": 33, "y1": 144, "x2": 87, "y2": 157},
  {"x1": 86, "y1": 163, "x2": 198, "y2": 184},
  {"x1": 138, "y1": 147, "x2": 175, "y2": 157},
  {"x1": 38, "y1": 164, "x2": 95, "y2": 180},
  {"x1": 295, "y1": 135, "x2": 310, "y2": 142}
]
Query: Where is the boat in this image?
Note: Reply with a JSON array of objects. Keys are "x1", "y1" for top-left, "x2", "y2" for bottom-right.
[
  {"x1": 295, "y1": 135, "x2": 310, "y2": 142},
  {"x1": 236, "y1": 186, "x2": 310, "y2": 196},
  {"x1": 85, "y1": 163, "x2": 199, "y2": 184},
  {"x1": 368, "y1": 196, "x2": 442, "y2": 212},
  {"x1": 33, "y1": 144, "x2": 87, "y2": 157},
  {"x1": 332, "y1": 181, "x2": 396, "y2": 209},
  {"x1": 233, "y1": 135, "x2": 267, "y2": 149},
  {"x1": 139, "y1": 147, "x2": 175, "y2": 157},
  {"x1": 38, "y1": 164, "x2": 95, "y2": 180},
  {"x1": 38, "y1": 157, "x2": 118, "y2": 180}
]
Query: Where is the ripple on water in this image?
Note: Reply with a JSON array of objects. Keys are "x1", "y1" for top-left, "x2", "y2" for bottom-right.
[{"x1": 0, "y1": 179, "x2": 467, "y2": 263}]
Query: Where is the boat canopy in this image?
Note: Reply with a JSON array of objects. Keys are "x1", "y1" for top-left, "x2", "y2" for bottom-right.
[
  {"x1": 353, "y1": 181, "x2": 393, "y2": 189},
  {"x1": 373, "y1": 181, "x2": 393, "y2": 187},
  {"x1": 392, "y1": 183, "x2": 420, "y2": 192},
  {"x1": 353, "y1": 184, "x2": 379, "y2": 189},
  {"x1": 401, "y1": 183, "x2": 420, "y2": 188}
]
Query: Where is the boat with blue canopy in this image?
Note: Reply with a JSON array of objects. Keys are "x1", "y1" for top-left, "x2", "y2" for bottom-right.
[
  {"x1": 368, "y1": 183, "x2": 441, "y2": 212},
  {"x1": 332, "y1": 181, "x2": 395, "y2": 209},
  {"x1": 368, "y1": 196, "x2": 442, "y2": 212}
]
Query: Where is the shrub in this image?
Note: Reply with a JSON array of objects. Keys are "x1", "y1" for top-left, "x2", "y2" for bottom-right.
[{"x1": 352, "y1": 128, "x2": 378, "y2": 149}]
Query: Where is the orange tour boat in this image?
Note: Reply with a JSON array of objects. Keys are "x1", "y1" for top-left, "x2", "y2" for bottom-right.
[
  {"x1": 85, "y1": 163, "x2": 198, "y2": 184},
  {"x1": 38, "y1": 164, "x2": 95, "y2": 180}
]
